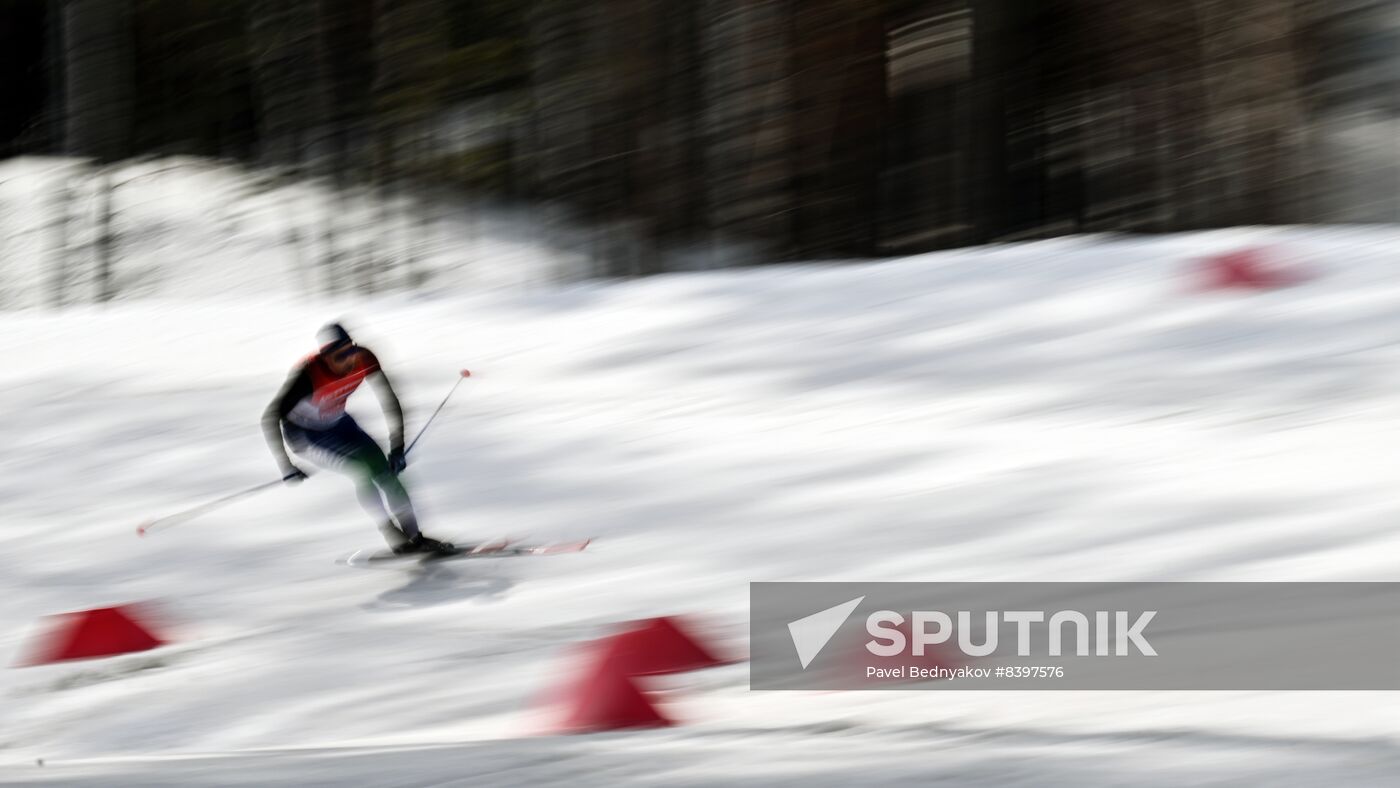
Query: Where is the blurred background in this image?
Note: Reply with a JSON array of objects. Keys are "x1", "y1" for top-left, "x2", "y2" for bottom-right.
[
  {"x1": 6, "y1": 3, "x2": 1400, "y2": 785},
  {"x1": 2, "y1": 0, "x2": 1398, "y2": 299}
]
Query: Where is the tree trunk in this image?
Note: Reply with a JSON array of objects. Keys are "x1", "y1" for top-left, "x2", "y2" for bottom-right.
[
  {"x1": 247, "y1": 0, "x2": 332, "y2": 171},
  {"x1": 701, "y1": 0, "x2": 797, "y2": 260},
  {"x1": 62, "y1": 0, "x2": 135, "y2": 161},
  {"x1": 791, "y1": 0, "x2": 886, "y2": 256}
]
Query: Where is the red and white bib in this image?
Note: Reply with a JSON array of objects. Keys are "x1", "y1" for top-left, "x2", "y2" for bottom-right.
[{"x1": 285, "y1": 350, "x2": 380, "y2": 429}]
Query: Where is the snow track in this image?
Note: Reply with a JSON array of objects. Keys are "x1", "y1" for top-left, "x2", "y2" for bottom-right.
[{"x1": 5, "y1": 225, "x2": 1400, "y2": 784}]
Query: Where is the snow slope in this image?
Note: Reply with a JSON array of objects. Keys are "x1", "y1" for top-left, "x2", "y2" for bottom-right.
[{"x1": 4, "y1": 226, "x2": 1400, "y2": 785}]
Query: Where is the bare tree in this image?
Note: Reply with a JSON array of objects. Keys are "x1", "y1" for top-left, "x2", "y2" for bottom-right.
[{"x1": 62, "y1": 0, "x2": 135, "y2": 161}]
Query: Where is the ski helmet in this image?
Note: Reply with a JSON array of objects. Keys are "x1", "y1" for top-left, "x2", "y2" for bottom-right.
[{"x1": 317, "y1": 322, "x2": 353, "y2": 351}]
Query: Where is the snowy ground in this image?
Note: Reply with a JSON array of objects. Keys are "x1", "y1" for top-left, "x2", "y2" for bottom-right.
[{"x1": 5, "y1": 222, "x2": 1400, "y2": 785}]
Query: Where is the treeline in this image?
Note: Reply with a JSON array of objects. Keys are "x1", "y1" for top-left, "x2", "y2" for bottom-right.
[
  {"x1": 3, "y1": 0, "x2": 527, "y2": 184},
  {"x1": 3, "y1": 1, "x2": 1398, "y2": 275}
]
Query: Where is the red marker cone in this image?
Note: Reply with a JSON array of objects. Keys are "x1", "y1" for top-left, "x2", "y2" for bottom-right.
[
  {"x1": 20, "y1": 605, "x2": 165, "y2": 666},
  {"x1": 599, "y1": 616, "x2": 728, "y2": 676},
  {"x1": 553, "y1": 652, "x2": 672, "y2": 733},
  {"x1": 1199, "y1": 248, "x2": 1302, "y2": 290}
]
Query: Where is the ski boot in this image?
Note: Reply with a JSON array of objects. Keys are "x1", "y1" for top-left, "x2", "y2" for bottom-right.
[{"x1": 393, "y1": 533, "x2": 457, "y2": 556}]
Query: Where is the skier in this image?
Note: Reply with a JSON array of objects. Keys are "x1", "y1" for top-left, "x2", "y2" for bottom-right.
[{"x1": 263, "y1": 323, "x2": 453, "y2": 554}]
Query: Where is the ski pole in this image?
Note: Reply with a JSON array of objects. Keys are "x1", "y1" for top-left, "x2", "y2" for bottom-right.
[
  {"x1": 136, "y1": 477, "x2": 286, "y2": 537},
  {"x1": 138, "y1": 369, "x2": 470, "y2": 537},
  {"x1": 405, "y1": 369, "x2": 472, "y2": 456}
]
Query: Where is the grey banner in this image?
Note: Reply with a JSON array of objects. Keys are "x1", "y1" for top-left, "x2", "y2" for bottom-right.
[{"x1": 750, "y1": 582, "x2": 1400, "y2": 690}]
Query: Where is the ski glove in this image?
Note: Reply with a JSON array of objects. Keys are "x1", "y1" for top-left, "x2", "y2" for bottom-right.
[
  {"x1": 388, "y1": 448, "x2": 407, "y2": 475},
  {"x1": 282, "y1": 467, "x2": 308, "y2": 485}
]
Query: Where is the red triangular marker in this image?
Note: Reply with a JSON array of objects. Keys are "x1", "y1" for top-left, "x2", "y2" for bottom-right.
[
  {"x1": 553, "y1": 654, "x2": 672, "y2": 733},
  {"x1": 599, "y1": 617, "x2": 728, "y2": 676},
  {"x1": 20, "y1": 606, "x2": 165, "y2": 666},
  {"x1": 1199, "y1": 248, "x2": 1302, "y2": 290}
]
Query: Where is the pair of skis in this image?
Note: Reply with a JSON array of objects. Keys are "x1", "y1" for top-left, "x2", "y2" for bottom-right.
[{"x1": 339, "y1": 538, "x2": 592, "y2": 568}]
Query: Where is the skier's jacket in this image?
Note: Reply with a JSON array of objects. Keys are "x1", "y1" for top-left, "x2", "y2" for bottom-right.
[{"x1": 274, "y1": 350, "x2": 382, "y2": 429}]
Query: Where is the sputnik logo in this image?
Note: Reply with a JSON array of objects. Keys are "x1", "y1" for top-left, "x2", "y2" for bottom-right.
[{"x1": 787, "y1": 596, "x2": 864, "y2": 669}]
